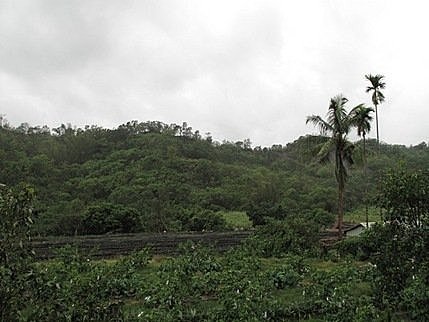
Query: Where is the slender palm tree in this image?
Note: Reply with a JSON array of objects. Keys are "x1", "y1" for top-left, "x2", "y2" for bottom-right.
[
  {"x1": 365, "y1": 74, "x2": 385, "y2": 150},
  {"x1": 306, "y1": 95, "x2": 357, "y2": 237},
  {"x1": 350, "y1": 105, "x2": 374, "y2": 227}
]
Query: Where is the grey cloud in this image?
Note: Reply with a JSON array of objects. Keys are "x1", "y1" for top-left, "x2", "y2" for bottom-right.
[
  {"x1": 0, "y1": 1, "x2": 428, "y2": 147},
  {"x1": 0, "y1": 0, "x2": 110, "y2": 78}
]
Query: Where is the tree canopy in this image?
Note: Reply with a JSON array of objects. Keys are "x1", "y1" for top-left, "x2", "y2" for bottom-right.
[{"x1": 0, "y1": 120, "x2": 428, "y2": 235}]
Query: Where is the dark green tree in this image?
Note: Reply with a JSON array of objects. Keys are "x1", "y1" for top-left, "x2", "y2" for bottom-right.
[
  {"x1": 365, "y1": 169, "x2": 429, "y2": 316},
  {"x1": 379, "y1": 168, "x2": 429, "y2": 226}
]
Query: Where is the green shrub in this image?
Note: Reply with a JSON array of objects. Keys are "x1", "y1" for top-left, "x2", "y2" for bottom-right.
[
  {"x1": 269, "y1": 265, "x2": 302, "y2": 289},
  {"x1": 336, "y1": 236, "x2": 371, "y2": 260},
  {"x1": 245, "y1": 217, "x2": 320, "y2": 257},
  {"x1": 0, "y1": 185, "x2": 35, "y2": 321},
  {"x1": 82, "y1": 202, "x2": 141, "y2": 234},
  {"x1": 178, "y1": 208, "x2": 226, "y2": 231},
  {"x1": 247, "y1": 201, "x2": 284, "y2": 226},
  {"x1": 400, "y1": 263, "x2": 429, "y2": 321},
  {"x1": 23, "y1": 246, "x2": 150, "y2": 321}
]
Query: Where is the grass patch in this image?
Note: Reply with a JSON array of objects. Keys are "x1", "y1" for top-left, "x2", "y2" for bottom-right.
[
  {"x1": 345, "y1": 206, "x2": 381, "y2": 223},
  {"x1": 218, "y1": 211, "x2": 252, "y2": 230}
]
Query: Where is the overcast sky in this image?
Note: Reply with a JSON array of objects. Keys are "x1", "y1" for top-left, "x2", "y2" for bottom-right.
[{"x1": 0, "y1": 0, "x2": 428, "y2": 146}]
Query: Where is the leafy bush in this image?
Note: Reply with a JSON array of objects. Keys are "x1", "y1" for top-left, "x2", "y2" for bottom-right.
[
  {"x1": 178, "y1": 208, "x2": 226, "y2": 231},
  {"x1": 245, "y1": 217, "x2": 320, "y2": 257},
  {"x1": 1, "y1": 185, "x2": 153, "y2": 321},
  {"x1": 24, "y1": 247, "x2": 150, "y2": 321},
  {"x1": 269, "y1": 265, "x2": 302, "y2": 289},
  {"x1": 0, "y1": 185, "x2": 35, "y2": 321},
  {"x1": 336, "y1": 236, "x2": 372, "y2": 260},
  {"x1": 364, "y1": 168, "x2": 429, "y2": 314},
  {"x1": 299, "y1": 265, "x2": 379, "y2": 321},
  {"x1": 267, "y1": 255, "x2": 307, "y2": 289},
  {"x1": 137, "y1": 242, "x2": 276, "y2": 321},
  {"x1": 303, "y1": 207, "x2": 336, "y2": 228},
  {"x1": 82, "y1": 202, "x2": 141, "y2": 234},
  {"x1": 247, "y1": 201, "x2": 284, "y2": 226},
  {"x1": 379, "y1": 168, "x2": 429, "y2": 226},
  {"x1": 363, "y1": 219, "x2": 429, "y2": 308},
  {"x1": 401, "y1": 270, "x2": 429, "y2": 321}
]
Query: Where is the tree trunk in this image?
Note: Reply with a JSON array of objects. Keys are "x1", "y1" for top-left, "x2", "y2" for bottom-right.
[
  {"x1": 363, "y1": 134, "x2": 368, "y2": 228},
  {"x1": 338, "y1": 184, "x2": 344, "y2": 238},
  {"x1": 336, "y1": 143, "x2": 345, "y2": 238},
  {"x1": 375, "y1": 104, "x2": 380, "y2": 152}
]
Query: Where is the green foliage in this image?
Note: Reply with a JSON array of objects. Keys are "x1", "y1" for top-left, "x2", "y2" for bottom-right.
[
  {"x1": 400, "y1": 262, "x2": 429, "y2": 321},
  {"x1": 0, "y1": 184, "x2": 154, "y2": 321},
  {"x1": 220, "y1": 211, "x2": 252, "y2": 230},
  {"x1": 136, "y1": 242, "x2": 276, "y2": 321},
  {"x1": 82, "y1": 202, "x2": 141, "y2": 234},
  {"x1": 0, "y1": 185, "x2": 35, "y2": 321},
  {"x1": 246, "y1": 218, "x2": 320, "y2": 257},
  {"x1": 304, "y1": 207, "x2": 336, "y2": 228},
  {"x1": 363, "y1": 168, "x2": 429, "y2": 319},
  {"x1": 131, "y1": 242, "x2": 383, "y2": 322},
  {"x1": 366, "y1": 223, "x2": 428, "y2": 306},
  {"x1": 344, "y1": 207, "x2": 380, "y2": 223},
  {"x1": 247, "y1": 201, "x2": 285, "y2": 225},
  {"x1": 268, "y1": 256, "x2": 307, "y2": 289},
  {"x1": 379, "y1": 167, "x2": 429, "y2": 226},
  {"x1": 298, "y1": 265, "x2": 379, "y2": 321},
  {"x1": 13, "y1": 246, "x2": 151, "y2": 321},
  {"x1": 1, "y1": 121, "x2": 429, "y2": 235},
  {"x1": 178, "y1": 208, "x2": 226, "y2": 231},
  {"x1": 336, "y1": 236, "x2": 371, "y2": 260}
]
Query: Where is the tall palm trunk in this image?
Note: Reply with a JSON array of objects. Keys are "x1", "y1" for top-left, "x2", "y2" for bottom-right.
[
  {"x1": 336, "y1": 143, "x2": 345, "y2": 238},
  {"x1": 374, "y1": 104, "x2": 384, "y2": 220},
  {"x1": 375, "y1": 103, "x2": 379, "y2": 152},
  {"x1": 363, "y1": 133, "x2": 368, "y2": 228},
  {"x1": 337, "y1": 184, "x2": 344, "y2": 237}
]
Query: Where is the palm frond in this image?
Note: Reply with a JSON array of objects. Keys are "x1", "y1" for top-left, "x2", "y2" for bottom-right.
[
  {"x1": 327, "y1": 95, "x2": 349, "y2": 134},
  {"x1": 377, "y1": 91, "x2": 385, "y2": 103},
  {"x1": 342, "y1": 142, "x2": 355, "y2": 167},
  {"x1": 365, "y1": 86, "x2": 375, "y2": 93},
  {"x1": 349, "y1": 104, "x2": 374, "y2": 136},
  {"x1": 374, "y1": 74, "x2": 386, "y2": 88},
  {"x1": 366, "y1": 74, "x2": 386, "y2": 105},
  {"x1": 306, "y1": 115, "x2": 332, "y2": 136},
  {"x1": 317, "y1": 139, "x2": 335, "y2": 164}
]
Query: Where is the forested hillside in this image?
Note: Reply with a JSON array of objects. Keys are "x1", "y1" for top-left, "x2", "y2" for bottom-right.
[{"x1": 1, "y1": 121, "x2": 428, "y2": 236}]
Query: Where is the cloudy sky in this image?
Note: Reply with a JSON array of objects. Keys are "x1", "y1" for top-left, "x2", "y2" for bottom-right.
[{"x1": 0, "y1": 0, "x2": 428, "y2": 146}]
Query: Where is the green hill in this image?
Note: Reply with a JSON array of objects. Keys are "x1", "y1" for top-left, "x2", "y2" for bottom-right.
[{"x1": 1, "y1": 121, "x2": 427, "y2": 235}]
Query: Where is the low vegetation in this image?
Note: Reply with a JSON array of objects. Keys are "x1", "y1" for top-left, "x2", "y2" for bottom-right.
[{"x1": 2, "y1": 168, "x2": 428, "y2": 320}]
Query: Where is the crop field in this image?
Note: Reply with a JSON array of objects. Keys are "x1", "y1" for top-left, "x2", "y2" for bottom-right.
[{"x1": 31, "y1": 231, "x2": 252, "y2": 259}]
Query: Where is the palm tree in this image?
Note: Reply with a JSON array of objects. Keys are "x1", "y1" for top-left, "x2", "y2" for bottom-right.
[
  {"x1": 365, "y1": 74, "x2": 385, "y2": 150},
  {"x1": 350, "y1": 105, "x2": 374, "y2": 227},
  {"x1": 306, "y1": 95, "x2": 357, "y2": 237}
]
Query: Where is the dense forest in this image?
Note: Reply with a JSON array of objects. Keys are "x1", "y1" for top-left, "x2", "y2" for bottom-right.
[
  {"x1": 1, "y1": 119, "x2": 428, "y2": 235},
  {"x1": 2, "y1": 163, "x2": 429, "y2": 321}
]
